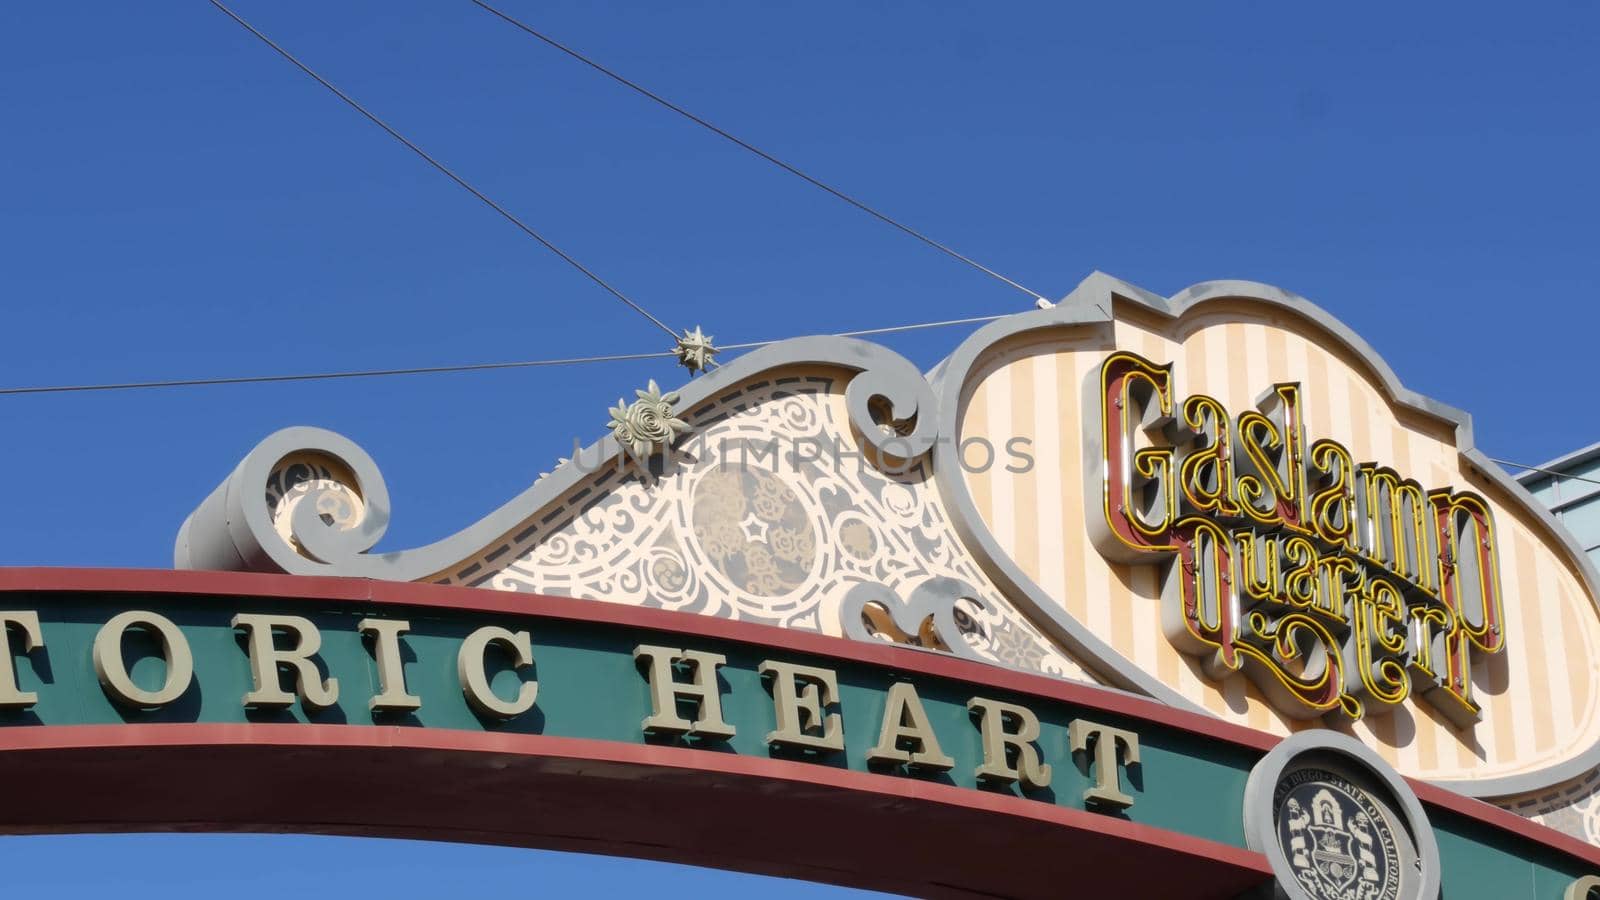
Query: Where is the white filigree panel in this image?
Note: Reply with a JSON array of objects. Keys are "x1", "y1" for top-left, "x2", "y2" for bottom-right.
[
  {"x1": 1497, "y1": 771, "x2": 1600, "y2": 846},
  {"x1": 432, "y1": 371, "x2": 1088, "y2": 681}
]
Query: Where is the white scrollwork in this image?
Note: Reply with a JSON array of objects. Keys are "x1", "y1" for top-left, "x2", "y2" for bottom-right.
[
  {"x1": 1497, "y1": 768, "x2": 1600, "y2": 847},
  {"x1": 263, "y1": 453, "x2": 367, "y2": 561},
  {"x1": 434, "y1": 374, "x2": 1088, "y2": 681}
]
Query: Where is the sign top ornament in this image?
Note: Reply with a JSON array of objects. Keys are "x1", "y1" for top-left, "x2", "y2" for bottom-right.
[{"x1": 175, "y1": 272, "x2": 1600, "y2": 802}]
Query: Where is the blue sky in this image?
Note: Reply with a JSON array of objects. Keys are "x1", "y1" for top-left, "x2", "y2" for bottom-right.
[{"x1": 2, "y1": 1, "x2": 1597, "y2": 895}]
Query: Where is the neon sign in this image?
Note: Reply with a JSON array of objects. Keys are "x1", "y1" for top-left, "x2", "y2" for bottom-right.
[{"x1": 1091, "y1": 351, "x2": 1505, "y2": 726}]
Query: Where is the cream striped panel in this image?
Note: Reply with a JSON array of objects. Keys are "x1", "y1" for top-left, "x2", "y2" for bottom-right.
[{"x1": 959, "y1": 308, "x2": 1600, "y2": 785}]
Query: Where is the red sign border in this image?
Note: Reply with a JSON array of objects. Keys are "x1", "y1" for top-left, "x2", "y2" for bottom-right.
[{"x1": 0, "y1": 568, "x2": 1589, "y2": 895}]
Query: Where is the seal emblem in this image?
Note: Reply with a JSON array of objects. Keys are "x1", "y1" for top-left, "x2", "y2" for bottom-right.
[
  {"x1": 1244, "y1": 732, "x2": 1438, "y2": 900},
  {"x1": 1273, "y1": 767, "x2": 1401, "y2": 900}
]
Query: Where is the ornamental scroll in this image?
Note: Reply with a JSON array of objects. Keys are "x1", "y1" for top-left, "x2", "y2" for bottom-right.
[{"x1": 179, "y1": 273, "x2": 1600, "y2": 802}]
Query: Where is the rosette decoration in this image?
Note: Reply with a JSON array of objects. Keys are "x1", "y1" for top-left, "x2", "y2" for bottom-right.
[{"x1": 608, "y1": 379, "x2": 692, "y2": 462}]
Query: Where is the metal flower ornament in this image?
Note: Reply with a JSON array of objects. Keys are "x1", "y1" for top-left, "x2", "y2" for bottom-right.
[
  {"x1": 608, "y1": 379, "x2": 692, "y2": 463},
  {"x1": 673, "y1": 326, "x2": 719, "y2": 375}
]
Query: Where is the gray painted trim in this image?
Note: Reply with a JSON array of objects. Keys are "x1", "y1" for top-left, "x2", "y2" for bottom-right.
[
  {"x1": 175, "y1": 269, "x2": 1600, "y2": 800},
  {"x1": 926, "y1": 270, "x2": 1600, "y2": 798},
  {"x1": 175, "y1": 335, "x2": 936, "y2": 582},
  {"x1": 924, "y1": 290, "x2": 1206, "y2": 712},
  {"x1": 1242, "y1": 730, "x2": 1441, "y2": 900}
]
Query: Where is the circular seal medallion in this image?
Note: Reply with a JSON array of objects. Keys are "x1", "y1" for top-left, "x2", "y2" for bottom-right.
[
  {"x1": 1243, "y1": 731, "x2": 1439, "y2": 900},
  {"x1": 1272, "y1": 767, "x2": 1401, "y2": 900}
]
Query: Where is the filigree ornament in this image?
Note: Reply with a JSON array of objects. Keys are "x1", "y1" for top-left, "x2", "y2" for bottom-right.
[
  {"x1": 1501, "y1": 769, "x2": 1600, "y2": 846},
  {"x1": 443, "y1": 376, "x2": 1086, "y2": 684},
  {"x1": 607, "y1": 379, "x2": 691, "y2": 462},
  {"x1": 262, "y1": 453, "x2": 364, "y2": 557},
  {"x1": 673, "y1": 326, "x2": 718, "y2": 374}
]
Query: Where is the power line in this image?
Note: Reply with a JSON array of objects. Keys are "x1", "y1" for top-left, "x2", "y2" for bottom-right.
[
  {"x1": 1490, "y1": 458, "x2": 1600, "y2": 488},
  {"x1": 0, "y1": 313, "x2": 1003, "y2": 397},
  {"x1": 469, "y1": 0, "x2": 1052, "y2": 306},
  {"x1": 207, "y1": 0, "x2": 679, "y2": 339},
  {"x1": 13, "y1": 299, "x2": 1594, "y2": 497},
  {"x1": 725, "y1": 313, "x2": 1008, "y2": 350},
  {"x1": 0, "y1": 351, "x2": 677, "y2": 396}
]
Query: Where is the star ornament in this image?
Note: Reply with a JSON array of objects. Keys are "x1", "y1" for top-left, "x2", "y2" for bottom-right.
[
  {"x1": 739, "y1": 512, "x2": 770, "y2": 544},
  {"x1": 607, "y1": 379, "x2": 692, "y2": 462},
  {"x1": 673, "y1": 326, "x2": 718, "y2": 374}
]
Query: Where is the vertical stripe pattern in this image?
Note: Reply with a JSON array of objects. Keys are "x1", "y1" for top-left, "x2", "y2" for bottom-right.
[{"x1": 959, "y1": 315, "x2": 1600, "y2": 784}]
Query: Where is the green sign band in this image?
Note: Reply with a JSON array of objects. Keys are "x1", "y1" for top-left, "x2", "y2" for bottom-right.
[{"x1": 0, "y1": 568, "x2": 1593, "y2": 898}]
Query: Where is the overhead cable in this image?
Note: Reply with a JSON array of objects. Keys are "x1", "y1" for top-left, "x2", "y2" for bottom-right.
[
  {"x1": 0, "y1": 351, "x2": 679, "y2": 396},
  {"x1": 469, "y1": 0, "x2": 1052, "y2": 306},
  {"x1": 207, "y1": 0, "x2": 679, "y2": 339},
  {"x1": 1488, "y1": 458, "x2": 1600, "y2": 488},
  {"x1": 0, "y1": 313, "x2": 1006, "y2": 397},
  {"x1": 720, "y1": 314, "x2": 1007, "y2": 350}
]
